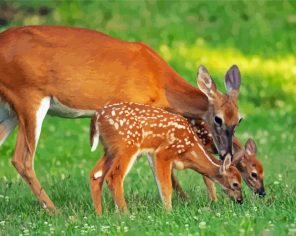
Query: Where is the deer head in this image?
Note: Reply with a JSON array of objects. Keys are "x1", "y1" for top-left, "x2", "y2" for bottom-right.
[
  {"x1": 197, "y1": 65, "x2": 242, "y2": 159},
  {"x1": 215, "y1": 154, "x2": 243, "y2": 204},
  {"x1": 233, "y1": 138, "x2": 265, "y2": 197}
]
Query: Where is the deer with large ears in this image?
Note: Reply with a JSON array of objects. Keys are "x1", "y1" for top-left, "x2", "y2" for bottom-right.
[
  {"x1": 172, "y1": 118, "x2": 265, "y2": 201},
  {"x1": 89, "y1": 103, "x2": 243, "y2": 215},
  {"x1": 0, "y1": 26, "x2": 241, "y2": 210}
]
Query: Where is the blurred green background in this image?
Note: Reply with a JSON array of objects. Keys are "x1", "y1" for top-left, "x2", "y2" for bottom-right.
[{"x1": 0, "y1": 1, "x2": 295, "y2": 235}]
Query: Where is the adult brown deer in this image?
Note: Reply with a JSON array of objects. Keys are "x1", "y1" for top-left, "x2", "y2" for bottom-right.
[
  {"x1": 89, "y1": 103, "x2": 243, "y2": 215},
  {"x1": 0, "y1": 26, "x2": 241, "y2": 210}
]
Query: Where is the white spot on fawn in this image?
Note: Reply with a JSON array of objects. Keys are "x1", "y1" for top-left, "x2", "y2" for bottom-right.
[{"x1": 94, "y1": 171, "x2": 103, "y2": 179}]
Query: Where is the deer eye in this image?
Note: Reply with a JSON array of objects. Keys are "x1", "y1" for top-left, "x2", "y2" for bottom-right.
[
  {"x1": 251, "y1": 172, "x2": 258, "y2": 179},
  {"x1": 214, "y1": 116, "x2": 223, "y2": 126},
  {"x1": 232, "y1": 182, "x2": 239, "y2": 188},
  {"x1": 239, "y1": 117, "x2": 243, "y2": 124}
]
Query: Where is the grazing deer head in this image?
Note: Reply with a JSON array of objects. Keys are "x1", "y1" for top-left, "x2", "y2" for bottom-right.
[
  {"x1": 197, "y1": 65, "x2": 242, "y2": 159},
  {"x1": 216, "y1": 155, "x2": 243, "y2": 204},
  {"x1": 233, "y1": 138, "x2": 265, "y2": 197},
  {"x1": 189, "y1": 118, "x2": 265, "y2": 197}
]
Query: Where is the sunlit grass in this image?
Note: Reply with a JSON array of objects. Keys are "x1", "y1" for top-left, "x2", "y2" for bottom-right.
[{"x1": 160, "y1": 39, "x2": 296, "y2": 96}]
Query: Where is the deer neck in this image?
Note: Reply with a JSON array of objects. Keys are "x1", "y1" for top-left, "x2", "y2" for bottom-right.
[
  {"x1": 187, "y1": 146, "x2": 222, "y2": 179},
  {"x1": 164, "y1": 73, "x2": 209, "y2": 118}
]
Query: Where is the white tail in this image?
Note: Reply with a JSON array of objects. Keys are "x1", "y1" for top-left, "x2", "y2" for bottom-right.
[{"x1": 90, "y1": 113, "x2": 100, "y2": 152}]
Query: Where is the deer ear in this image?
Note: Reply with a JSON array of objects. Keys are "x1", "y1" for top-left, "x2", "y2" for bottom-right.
[
  {"x1": 225, "y1": 65, "x2": 241, "y2": 97},
  {"x1": 220, "y1": 154, "x2": 232, "y2": 174},
  {"x1": 245, "y1": 138, "x2": 257, "y2": 156},
  {"x1": 197, "y1": 65, "x2": 217, "y2": 101},
  {"x1": 232, "y1": 148, "x2": 245, "y2": 165}
]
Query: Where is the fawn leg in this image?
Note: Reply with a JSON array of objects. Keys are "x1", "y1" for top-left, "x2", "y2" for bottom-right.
[
  {"x1": 171, "y1": 171, "x2": 189, "y2": 201},
  {"x1": 105, "y1": 150, "x2": 138, "y2": 213},
  {"x1": 203, "y1": 176, "x2": 218, "y2": 202},
  {"x1": 153, "y1": 152, "x2": 173, "y2": 210},
  {"x1": 89, "y1": 155, "x2": 111, "y2": 215}
]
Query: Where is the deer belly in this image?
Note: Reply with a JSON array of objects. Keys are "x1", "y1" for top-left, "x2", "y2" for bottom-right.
[{"x1": 48, "y1": 97, "x2": 96, "y2": 118}]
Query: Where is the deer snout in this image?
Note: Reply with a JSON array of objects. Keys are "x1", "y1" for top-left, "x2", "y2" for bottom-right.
[
  {"x1": 236, "y1": 197, "x2": 243, "y2": 204},
  {"x1": 257, "y1": 187, "x2": 266, "y2": 197}
]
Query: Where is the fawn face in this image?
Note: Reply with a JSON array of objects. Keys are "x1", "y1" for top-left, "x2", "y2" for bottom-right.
[
  {"x1": 218, "y1": 155, "x2": 243, "y2": 204},
  {"x1": 233, "y1": 139, "x2": 265, "y2": 197},
  {"x1": 197, "y1": 65, "x2": 242, "y2": 159}
]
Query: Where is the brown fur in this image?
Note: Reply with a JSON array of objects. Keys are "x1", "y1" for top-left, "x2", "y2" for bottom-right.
[
  {"x1": 89, "y1": 103, "x2": 243, "y2": 214},
  {"x1": 182, "y1": 118, "x2": 265, "y2": 200},
  {"x1": 0, "y1": 26, "x2": 241, "y2": 209}
]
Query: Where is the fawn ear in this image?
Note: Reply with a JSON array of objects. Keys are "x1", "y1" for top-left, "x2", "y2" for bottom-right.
[
  {"x1": 225, "y1": 65, "x2": 241, "y2": 98},
  {"x1": 232, "y1": 148, "x2": 245, "y2": 165},
  {"x1": 197, "y1": 65, "x2": 217, "y2": 101},
  {"x1": 245, "y1": 138, "x2": 257, "y2": 156},
  {"x1": 221, "y1": 154, "x2": 232, "y2": 174}
]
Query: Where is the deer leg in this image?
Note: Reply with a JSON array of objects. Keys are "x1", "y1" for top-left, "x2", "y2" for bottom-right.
[
  {"x1": 105, "y1": 150, "x2": 138, "y2": 213},
  {"x1": 171, "y1": 171, "x2": 189, "y2": 201},
  {"x1": 11, "y1": 97, "x2": 55, "y2": 210},
  {"x1": 153, "y1": 153, "x2": 173, "y2": 210},
  {"x1": 89, "y1": 155, "x2": 111, "y2": 215},
  {"x1": 203, "y1": 176, "x2": 218, "y2": 202}
]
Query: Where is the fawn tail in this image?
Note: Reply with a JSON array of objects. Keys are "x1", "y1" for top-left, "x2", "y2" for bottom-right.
[{"x1": 90, "y1": 111, "x2": 101, "y2": 152}]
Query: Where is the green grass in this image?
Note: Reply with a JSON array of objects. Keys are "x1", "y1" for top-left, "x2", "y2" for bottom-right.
[{"x1": 0, "y1": 1, "x2": 296, "y2": 235}]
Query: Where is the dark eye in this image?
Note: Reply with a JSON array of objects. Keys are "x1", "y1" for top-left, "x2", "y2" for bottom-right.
[
  {"x1": 232, "y1": 183, "x2": 239, "y2": 188},
  {"x1": 251, "y1": 172, "x2": 258, "y2": 178},
  {"x1": 239, "y1": 118, "x2": 243, "y2": 124},
  {"x1": 214, "y1": 116, "x2": 223, "y2": 126}
]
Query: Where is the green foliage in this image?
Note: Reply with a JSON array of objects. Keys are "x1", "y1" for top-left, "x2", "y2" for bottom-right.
[{"x1": 0, "y1": 1, "x2": 295, "y2": 235}]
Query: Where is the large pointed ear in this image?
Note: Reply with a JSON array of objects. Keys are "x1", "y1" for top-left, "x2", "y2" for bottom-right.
[
  {"x1": 225, "y1": 65, "x2": 241, "y2": 97},
  {"x1": 232, "y1": 148, "x2": 245, "y2": 165},
  {"x1": 197, "y1": 65, "x2": 217, "y2": 101},
  {"x1": 245, "y1": 138, "x2": 257, "y2": 156},
  {"x1": 220, "y1": 154, "x2": 232, "y2": 174}
]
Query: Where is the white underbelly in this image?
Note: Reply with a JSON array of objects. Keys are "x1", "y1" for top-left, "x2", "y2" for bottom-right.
[{"x1": 48, "y1": 97, "x2": 96, "y2": 118}]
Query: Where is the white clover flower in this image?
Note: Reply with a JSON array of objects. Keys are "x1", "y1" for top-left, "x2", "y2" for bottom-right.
[
  {"x1": 199, "y1": 221, "x2": 206, "y2": 229},
  {"x1": 23, "y1": 229, "x2": 29, "y2": 236},
  {"x1": 239, "y1": 228, "x2": 245, "y2": 236},
  {"x1": 123, "y1": 226, "x2": 128, "y2": 232},
  {"x1": 288, "y1": 228, "x2": 296, "y2": 235}
]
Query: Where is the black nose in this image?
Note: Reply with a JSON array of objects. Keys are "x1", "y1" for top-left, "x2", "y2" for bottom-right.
[
  {"x1": 236, "y1": 198, "x2": 243, "y2": 204},
  {"x1": 258, "y1": 190, "x2": 266, "y2": 197},
  {"x1": 256, "y1": 188, "x2": 266, "y2": 197}
]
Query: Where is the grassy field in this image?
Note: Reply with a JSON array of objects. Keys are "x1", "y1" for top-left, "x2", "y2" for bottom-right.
[{"x1": 0, "y1": 1, "x2": 296, "y2": 235}]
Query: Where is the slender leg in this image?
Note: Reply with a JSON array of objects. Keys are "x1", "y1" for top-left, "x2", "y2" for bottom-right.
[
  {"x1": 105, "y1": 149, "x2": 138, "y2": 213},
  {"x1": 153, "y1": 152, "x2": 173, "y2": 210},
  {"x1": 171, "y1": 171, "x2": 189, "y2": 201},
  {"x1": 89, "y1": 155, "x2": 110, "y2": 215},
  {"x1": 11, "y1": 97, "x2": 56, "y2": 210},
  {"x1": 203, "y1": 176, "x2": 218, "y2": 202}
]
